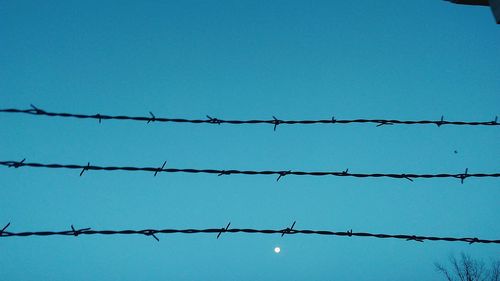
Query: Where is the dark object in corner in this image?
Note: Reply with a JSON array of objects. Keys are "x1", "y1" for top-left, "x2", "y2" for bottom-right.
[{"x1": 445, "y1": 0, "x2": 500, "y2": 23}]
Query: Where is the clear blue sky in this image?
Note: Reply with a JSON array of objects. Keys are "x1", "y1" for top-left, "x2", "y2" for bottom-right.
[{"x1": 1, "y1": 1, "x2": 499, "y2": 280}]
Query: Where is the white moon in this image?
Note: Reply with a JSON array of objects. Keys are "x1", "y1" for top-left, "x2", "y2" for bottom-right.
[{"x1": 274, "y1": 247, "x2": 281, "y2": 253}]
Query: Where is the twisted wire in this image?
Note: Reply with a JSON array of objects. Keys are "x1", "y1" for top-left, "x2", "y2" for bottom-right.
[
  {"x1": 0, "y1": 224, "x2": 497, "y2": 244},
  {"x1": 1, "y1": 106, "x2": 498, "y2": 128},
  {"x1": 1, "y1": 160, "x2": 498, "y2": 182}
]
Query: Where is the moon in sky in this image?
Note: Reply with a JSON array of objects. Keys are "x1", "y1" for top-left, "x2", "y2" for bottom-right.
[{"x1": 274, "y1": 247, "x2": 281, "y2": 253}]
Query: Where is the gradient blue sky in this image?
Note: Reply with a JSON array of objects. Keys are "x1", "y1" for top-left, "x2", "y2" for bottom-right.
[{"x1": 1, "y1": 1, "x2": 499, "y2": 280}]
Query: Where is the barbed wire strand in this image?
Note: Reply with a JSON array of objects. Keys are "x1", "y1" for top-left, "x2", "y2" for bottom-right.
[
  {"x1": 0, "y1": 222, "x2": 497, "y2": 245},
  {"x1": 1, "y1": 160, "x2": 498, "y2": 183},
  {"x1": 1, "y1": 106, "x2": 498, "y2": 128}
]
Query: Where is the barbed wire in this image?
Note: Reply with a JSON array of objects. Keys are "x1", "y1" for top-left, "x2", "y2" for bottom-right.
[
  {"x1": 1, "y1": 160, "x2": 498, "y2": 183},
  {"x1": 0, "y1": 222, "x2": 497, "y2": 244},
  {"x1": 1, "y1": 105, "x2": 498, "y2": 129}
]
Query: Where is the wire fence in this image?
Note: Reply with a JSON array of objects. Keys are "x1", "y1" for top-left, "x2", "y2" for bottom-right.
[
  {"x1": 1, "y1": 105, "x2": 498, "y2": 129},
  {"x1": 0, "y1": 222, "x2": 497, "y2": 244},
  {"x1": 2, "y1": 160, "x2": 498, "y2": 183},
  {"x1": 2, "y1": 105, "x2": 499, "y2": 248}
]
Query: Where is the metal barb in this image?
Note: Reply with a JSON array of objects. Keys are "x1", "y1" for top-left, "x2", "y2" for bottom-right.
[
  {"x1": 206, "y1": 115, "x2": 221, "y2": 125},
  {"x1": 8, "y1": 158, "x2": 25, "y2": 168},
  {"x1": 0, "y1": 222, "x2": 11, "y2": 236},
  {"x1": 376, "y1": 121, "x2": 394, "y2": 127},
  {"x1": 29, "y1": 104, "x2": 45, "y2": 114},
  {"x1": 70, "y1": 225, "x2": 91, "y2": 237},
  {"x1": 437, "y1": 115, "x2": 445, "y2": 127},
  {"x1": 272, "y1": 116, "x2": 281, "y2": 131},
  {"x1": 147, "y1": 112, "x2": 156, "y2": 124},
  {"x1": 347, "y1": 229, "x2": 353, "y2": 237},
  {"x1": 460, "y1": 168, "x2": 468, "y2": 184},
  {"x1": 402, "y1": 174, "x2": 414, "y2": 182},
  {"x1": 406, "y1": 235, "x2": 424, "y2": 242},
  {"x1": 281, "y1": 221, "x2": 296, "y2": 237},
  {"x1": 218, "y1": 170, "x2": 231, "y2": 176},
  {"x1": 217, "y1": 222, "x2": 231, "y2": 239},
  {"x1": 468, "y1": 237, "x2": 479, "y2": 244},
  {"x1": 154, "y1": 161, "x2": 167, "y2": 177},
  {"x1": 331, "y1": 116, "x2": 336, "y2": 123},
  {"x1": 96, "y1": 114, "x2": 102, "y2": 123},
  {"x1": 492, "y1": 116, "x2": 498, "y2": 125},
  {"x1": 80, "y1": 162, "x2": 90, "y2": 176},
  {"x1": 342, "y1": 168, "x2": 349, "y2": 175},
  {"x1": 144, "y1": 230, "x2": 159, "y2": 241},
  {"x1": 276, "y1": 170, "x2": 291, "y2": 182}
]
